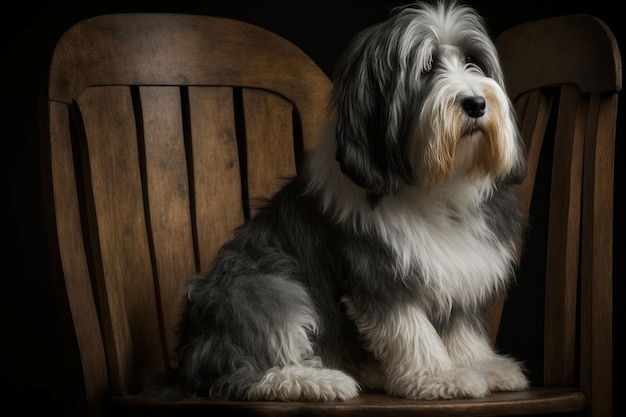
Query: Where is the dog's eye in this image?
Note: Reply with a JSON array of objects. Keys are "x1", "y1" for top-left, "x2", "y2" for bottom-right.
[
  {"x1": 422, "y1": 58, "x2": 434, "y2": 75},
  {"x1": 464, "y1": 55, "x2": 484, "y2": 71}
]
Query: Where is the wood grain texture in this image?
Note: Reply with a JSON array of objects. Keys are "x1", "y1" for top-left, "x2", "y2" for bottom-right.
[
  {"x1": 79, "y1": 86, "x2": 164, "y2": 394},
  {"x1": 47, "y1": 101, "x2": 109, "y2": 408},
  {"x1": 580, "y1": 94, "x2": 616, "y2": 417},
  {"x1": 48, "y1": 13, "x2": 332, "y2": 152},
  {"x1": 189, "y1": 86, "x2": 244, "y2": 272},
  {"x1": 514, "y1": 89, "x2": 553, "y2": 218},
  {"x1": 496, "y1": 14, "x2": 621, "y2": 98},
  {"x1": 243, "y1": 88, "x2": 297, "y2": 214},
  {"x1": 108, "y1": 388, "x2": 587, "y2": 417},
  {"x1": 543, "y1": 85, "x2": 585, "y2": 386},
  {"x1": 140, "y1": 86, "x2": 197, "y2": 365}
]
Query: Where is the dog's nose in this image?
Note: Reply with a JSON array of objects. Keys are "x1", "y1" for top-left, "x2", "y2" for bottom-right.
[{"x1": 461, "y1": 96, "x2": 486, "y2": 118}]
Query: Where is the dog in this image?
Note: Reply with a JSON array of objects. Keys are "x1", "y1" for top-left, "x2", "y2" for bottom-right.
[{"x1": 147, "y1": 0, "x2": 529, "y2": 402}]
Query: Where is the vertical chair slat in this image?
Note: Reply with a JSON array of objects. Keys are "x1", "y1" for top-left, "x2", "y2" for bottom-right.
[
  {"x1": 48, "y1": 101, "x2": 109, "y2": 407},
  {"x1": 242, "y1": 88, "x2": 297, "y2": 214},
  {"x1": 139, "y1": 86, "x2": 196, "y2": 365},
  {"x1": 543, "y1": 85, "x2": 585, "y2": 386},
  {"x1": 580, "y1": 93, "x2": 616, "y2": 417},
  {"x1": 79, "y1": 86, "x2": 163, "y2": 393},
  {"x1": 188, "y1": 86, "x2": 244, "y2": 272},
  {"x1": 515, "y1": 89, "x2": 553, "y2": 218}
]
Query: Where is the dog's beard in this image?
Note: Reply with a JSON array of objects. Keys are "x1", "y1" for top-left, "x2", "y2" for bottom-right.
[{"x1": 409, "y1": 75, "x2": 519, "y2": 186}]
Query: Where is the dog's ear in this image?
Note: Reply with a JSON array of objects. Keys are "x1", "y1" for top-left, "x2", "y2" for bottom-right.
[
  {"x1": 493, "y1": 59, "x2": 528, "y2": 185},
  {"x1": 505, "y1": 129, "x2": 527, "y2": 185},
  {"x1": 331, "y1": 32, "x2": 416, "y2": 202},
  {"x1": 478, "y1": 47, "x2": 528, "y2": 185}
]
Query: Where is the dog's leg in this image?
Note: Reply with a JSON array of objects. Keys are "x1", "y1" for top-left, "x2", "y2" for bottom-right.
[
  {"x1": 236, "y1": 277, "x2": 359, "y2": 402},
  {"x1": 245, "y1": 296, "x2": 359, "y2": 401},
  {"x1": 183, "y1": 269, "x2": 359, "y2": 401},
  {"x1": 442, "y1": 315, "x2": 529, "y2": 392},
  {"x1": 342, "y1": 297, "x2": 489, "y2": 399}
]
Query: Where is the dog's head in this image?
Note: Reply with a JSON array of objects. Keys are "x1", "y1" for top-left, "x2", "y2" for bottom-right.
[{"x1": 331, "y1": 1, "x2": 526, "y2": 203}]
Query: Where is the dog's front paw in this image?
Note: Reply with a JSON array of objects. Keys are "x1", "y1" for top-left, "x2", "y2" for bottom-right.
[
  {"x1": 388, "y1": 368, "x2": 490, "y2": 400},
  {"x1": 480, "y1": 356, "x2": 529, "y2": 392}
]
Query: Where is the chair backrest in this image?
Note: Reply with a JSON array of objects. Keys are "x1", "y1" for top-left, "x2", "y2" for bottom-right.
[
  {"x1": 495, "y1": 14, "x2": 620, "y2": 417},
  {"x1": 41, "y1": 12, "x2": 332, "y2": 410}
]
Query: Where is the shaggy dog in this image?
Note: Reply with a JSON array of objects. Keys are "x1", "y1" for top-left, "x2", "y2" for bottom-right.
[{"x1": 148, "y1": 0, "x2": 529, "y2": 401}]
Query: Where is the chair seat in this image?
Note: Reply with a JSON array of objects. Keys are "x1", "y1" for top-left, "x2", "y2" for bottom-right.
[{"x1": 108, "y1": 388, "x2": 586, "y2": 416}]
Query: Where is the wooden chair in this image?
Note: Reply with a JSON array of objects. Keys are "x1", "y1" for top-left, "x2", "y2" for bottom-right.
[
  {"x1": 40, "y1": 12, "x2": 620, "y2": 417},
  {"x1": 494, "y1": 13, "x2": 620, "y2": 417}
]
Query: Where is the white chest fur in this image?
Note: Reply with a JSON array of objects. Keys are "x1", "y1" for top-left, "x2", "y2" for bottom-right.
[
  {"x1": 370, "y1": 181, "x2": 515, "y2": 312},
  {"x1": 306, "y1": 134, "x2": 517, "y2": 312}
]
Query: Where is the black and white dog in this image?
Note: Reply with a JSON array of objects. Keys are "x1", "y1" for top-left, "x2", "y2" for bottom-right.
[{"x1": 154, "y1": 0, "x2": 529, "y2": 401}]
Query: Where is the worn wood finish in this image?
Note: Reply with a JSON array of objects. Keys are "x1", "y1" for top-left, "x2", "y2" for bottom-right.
[
  {"x1": 109, "y1": 388, "x2": 586, "y2": 416},
  {"x1": 44, "y1": 101, "x2": 109, "y2": 408},
  {"x1": 243, "y1": 89, "x2": 298, "y2": 212},
  {"x1": 139, "y1": 86, "x2": 197, "y2": 365},
  {"x1": 48, "y1": 13, "x2": 330, "y2": 152},
  {"x1": 579, "y1": 93, "x2": 617, "y2": 417},
  {"x1": 513, "y1": 90, "x2": 553, "y2": 218},
  {"x1": 544, "y1": 85, "x2": 586, "y2": 386},
  {"x1": 78, "y1": 86, "x2": 166, "y2": 394},
  {"x1": 496, "y1": 14, "x2": 621, "y2": 99},
  {"x1": 187, "y1": 86, "x2": 244, "y2": 272},
  {"x1": 41, "y1": 12, "x2": 620, "y2": 417}
]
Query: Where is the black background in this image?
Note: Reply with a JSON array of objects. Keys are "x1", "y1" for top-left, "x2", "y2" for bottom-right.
[{"x1": 1, "y1": 1, "x2": 623, "y2": 415}]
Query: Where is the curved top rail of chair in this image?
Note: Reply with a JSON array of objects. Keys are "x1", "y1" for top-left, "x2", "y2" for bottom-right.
[
  {"x1": 496, "y1": 14, "x2": 622, "y2": 99},
  {"x1": 47, "y1": 13, "x2": 331, "y2": 105}
]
